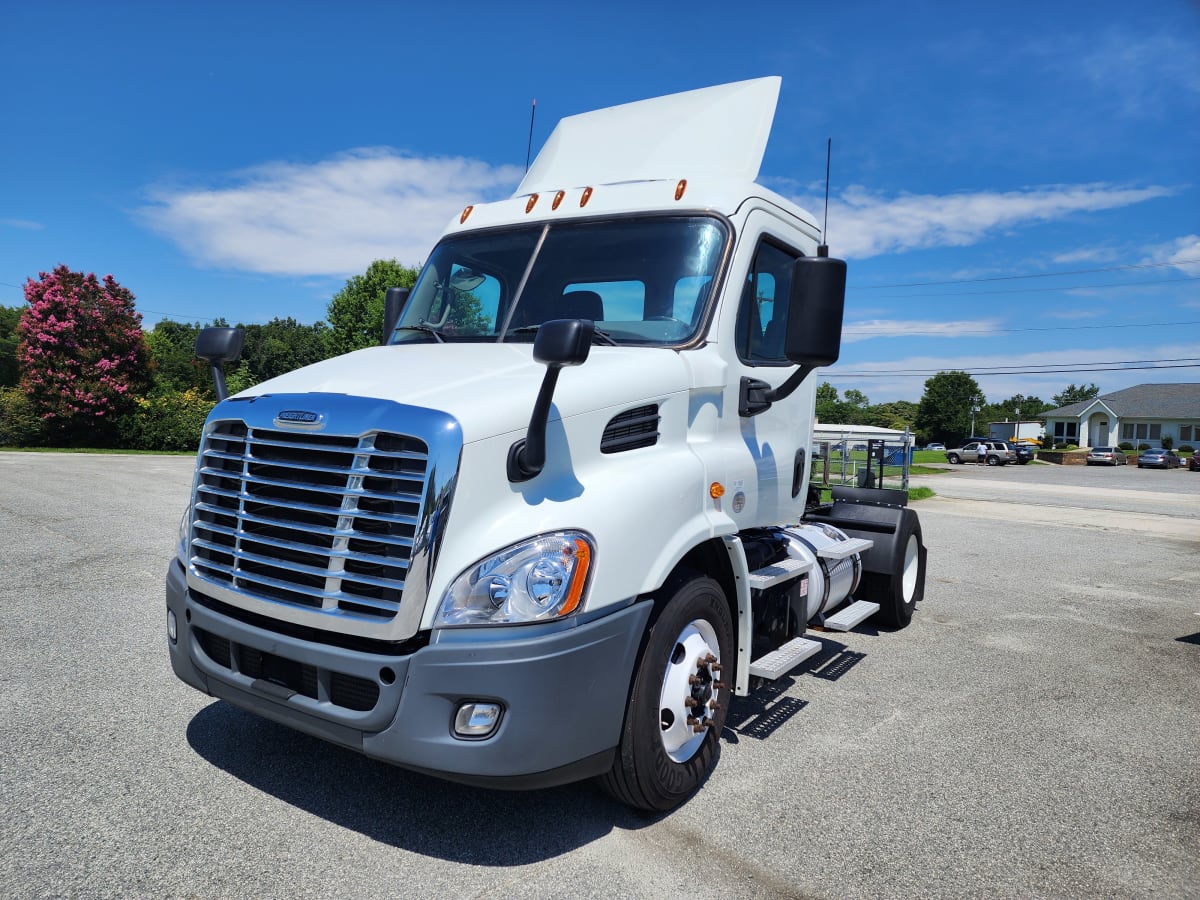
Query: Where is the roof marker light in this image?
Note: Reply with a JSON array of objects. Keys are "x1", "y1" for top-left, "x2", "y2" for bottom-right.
[
  {"x1": 525, "y1": 193, "x2": 539, "y2": 213},
  {"x1": 580, "y1": 186, "x2": 593, "y2": 207},
  {"x1": 552, "y1": 190, "x2": 565, "y2": 210},
  {"x1": 460, "y1": 205, "x2": 474, "y2": 224},
  {"x1": 675, "y1": 179, "x2": 688, "y2": 201}
]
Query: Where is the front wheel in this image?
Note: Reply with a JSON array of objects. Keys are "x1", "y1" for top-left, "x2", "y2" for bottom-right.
[
  {"x1": 947, "y1": 454, "x2": 960, "y2": 464},
  {"x1": 601, "y1": 573, "x2": 733, "y2": 812}
]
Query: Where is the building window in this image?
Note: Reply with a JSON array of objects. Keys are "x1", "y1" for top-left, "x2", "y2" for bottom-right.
[
  {"x1": 1123, "y1": 423, "x2": 1163, "y2": 441},
  {"x1": 1053, "y1": 422, "x2": 1078, "y2": 440},
  {"x1": 1182, "y1": 425, "x2": 1195, "y2": 442}
]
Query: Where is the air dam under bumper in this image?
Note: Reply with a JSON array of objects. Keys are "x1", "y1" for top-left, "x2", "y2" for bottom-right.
[{"x1": 166, "y1": 560, "x2": 652, "y2": 789}]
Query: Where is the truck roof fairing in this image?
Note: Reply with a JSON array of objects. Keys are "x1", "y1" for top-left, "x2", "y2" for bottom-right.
[{"x1": 517, "y1": 77, "x2": 781, "y2": 195}]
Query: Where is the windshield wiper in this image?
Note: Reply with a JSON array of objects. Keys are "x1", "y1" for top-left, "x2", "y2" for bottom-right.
[
  {"x1": 394, "y1": 325, "x2": 445, "y2": 343},
  {"x1": 507, "y1": 324, "x2": 618, "y2": 346}
]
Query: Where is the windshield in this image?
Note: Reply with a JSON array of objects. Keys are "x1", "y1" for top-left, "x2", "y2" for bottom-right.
[{"x1": 389, "y1": 216, "x2": 729, "y2": 346}]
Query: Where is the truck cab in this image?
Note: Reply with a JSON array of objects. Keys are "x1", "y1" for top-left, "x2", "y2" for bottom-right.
[{"x1": 168, "y1": 77, "x2": 927, "y2": 812}]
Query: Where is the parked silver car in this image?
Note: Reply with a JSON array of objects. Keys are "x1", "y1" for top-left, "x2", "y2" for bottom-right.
[
  {"x1": 946, "y1": 441, "x2": 1015, "y2": 466},
  {"x1": 1137, "y1": 448, "x2": 1181, "y2": 469},
  {"x1": 1086, "y1": 446, "x2": 1128, "y2": 466}
]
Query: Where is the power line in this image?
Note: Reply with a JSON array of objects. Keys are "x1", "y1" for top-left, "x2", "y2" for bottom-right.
[
  {"x1": 844, "y1": 319, "x2": 1200, "y2": 337},
  {"x1": 856, "y1": 257, "x2": 1200, "y2": 290},
  {"x1": 834, "y1": 359, "x2": 1200, "y2": 377},
  {"x1": 850, "y1": 274, "x2": 1200, "y2": 300}
]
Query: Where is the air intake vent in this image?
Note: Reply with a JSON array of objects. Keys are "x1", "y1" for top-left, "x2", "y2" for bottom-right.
[{"x1": 601, "y1": 404, "x2": 660, "y2": 453}]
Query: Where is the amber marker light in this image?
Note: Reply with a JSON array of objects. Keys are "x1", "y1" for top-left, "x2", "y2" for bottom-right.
[
  {"x1": 459, "y1": 205, "x2": 474, "y2": 224},
  {"x1": 675, "y1": 179, "x2": 688, "y2": 201},
  {"x1": 580, "y1": 186, "x2": 593, "y2": 207},
  {"x1": 560, "y1": 539, "x2": 592, "y2": 616},
  {"x1": 709, "y1": 482, "x2": 725, "y2": 499},
  {"x1": 552, "y1": 190, "x2": 565, "y2": 210},
  {"x1": 525, "y1": 194, "x2": 539, "y2": 213}
]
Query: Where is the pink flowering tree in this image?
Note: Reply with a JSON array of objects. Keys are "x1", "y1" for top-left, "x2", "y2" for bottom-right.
[{"x1": 17, "y1": 265, "x2": 149, "y2": 443}]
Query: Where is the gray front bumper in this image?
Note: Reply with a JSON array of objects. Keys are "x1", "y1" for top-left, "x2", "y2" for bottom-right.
[{"x1": 166, "y1": 560, "x2": 651, "y2": 788}]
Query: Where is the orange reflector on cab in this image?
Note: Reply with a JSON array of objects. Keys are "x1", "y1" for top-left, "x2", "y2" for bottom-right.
[
  {"x1": 560, "y1": 539, "x2": 592, "y2": 616},
  {"x1": 552, "y1": 190, "x2": 565, "y2": 210},
  {"x1": 525, "y1": 194, "x2": 539, "y2": 213},
  {"x1": 459, "y1": 205, "x2": 474, "y2": 224},
  {"x1": 675, "y1": 179, "x2": 688, "y2": 201},
  {"x1": 709, "y1": 482, "x2": 725, "y2": 499},
  {"x1": 580, "y1": 186, "x2": 593, "y2": 207}
]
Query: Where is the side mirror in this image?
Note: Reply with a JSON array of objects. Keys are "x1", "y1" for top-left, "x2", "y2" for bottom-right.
[
  {"x1": 740, "y1": 253, "x2": 847, "y2": 417},
  {"x1": 383, "y1": 287, "x2": 410, "y2": 344},
  {"x1": 783, "y1": 254, "x2": 846, "y2": 368},
  {"x1": 508, "y1": 319, "x2": 593, "y2": 482},
  {"x1": 194, "y1": 327, "x2": 245, "y2": 402}
]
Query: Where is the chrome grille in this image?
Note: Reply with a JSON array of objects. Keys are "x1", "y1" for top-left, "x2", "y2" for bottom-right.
[{"x1": 190, "y1": 421, "x2": 429, "y2": 620}]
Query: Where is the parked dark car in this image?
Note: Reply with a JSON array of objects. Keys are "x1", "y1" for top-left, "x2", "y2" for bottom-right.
[
  {"x1": 1188, "y1": 454, "x2": 1200, "y2": 472},
  {"x1": 1086, "y1": 446, "x2": 1128, "y2": 466},
  {"x1": 1010, "y1": 443, "x2": 1035, "y2": 465},
  {"x1": 1137, "y1": 448, "x2": 1181, "y2": 469},
  {"x1": 946, "y1": 440, "x2": 1015, "y2": 466}
]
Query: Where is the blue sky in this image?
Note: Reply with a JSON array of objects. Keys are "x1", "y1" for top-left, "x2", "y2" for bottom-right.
[{"x1": 2, "y1": 1, "x2": 1197, "y2": 404}]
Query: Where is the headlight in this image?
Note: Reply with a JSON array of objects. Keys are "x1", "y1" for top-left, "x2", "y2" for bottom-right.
[{"x1": 435, "y1": 531, "x2": 594, "y2": 627}]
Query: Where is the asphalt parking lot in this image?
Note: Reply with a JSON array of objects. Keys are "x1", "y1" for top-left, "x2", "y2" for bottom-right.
[{"x1": 1, "y1": 453, "x2": 1197, "y2": 899}]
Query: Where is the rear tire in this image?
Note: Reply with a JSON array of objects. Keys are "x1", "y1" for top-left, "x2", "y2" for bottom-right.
[
  {"x1": 601, "y1": 573, "x2": 733, "y2": 812},
  {"x1": 986, "y1": 455, "x2": 999, "y2": 466},
  {"x1": 868, "y1": 515, "x2": 926, "y2": 629}
]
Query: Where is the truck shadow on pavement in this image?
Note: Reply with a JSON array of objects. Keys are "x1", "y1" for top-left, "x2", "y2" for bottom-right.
[{"x1": 187, "y1": 701, "x2": 651, "y2": 862}]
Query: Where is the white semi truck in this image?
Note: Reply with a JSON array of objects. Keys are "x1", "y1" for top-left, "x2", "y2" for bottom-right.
[{"x1": 167, "y1": 77, "x2": 927, "y2": 812}]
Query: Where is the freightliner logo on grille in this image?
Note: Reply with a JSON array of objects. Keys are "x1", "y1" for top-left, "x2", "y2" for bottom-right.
[{"x1": 274, "y1": 409, "x2": 325, "y2": 429}]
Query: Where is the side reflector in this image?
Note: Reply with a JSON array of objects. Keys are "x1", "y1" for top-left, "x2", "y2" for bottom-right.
[
  {"x1": 552, "y1": 190, "x2": 565, "y2": 210},
  {"x1": 525, "y1": 193, "x2": 539, "y2": 213},
  {"x1": 675, "y1": 179, "x2": 688, "y2": 201},
  {"x1": 580, "y1": 186, "x2": 593, "y2": 207}
]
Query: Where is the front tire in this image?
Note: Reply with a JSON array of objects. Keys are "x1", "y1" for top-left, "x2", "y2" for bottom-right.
[
  {"x1": 601, "y1": 573, "x2": 733, "y2": 812},
  {"x1": 947, "y1": 453, "x2": 960, "y2": 464}
]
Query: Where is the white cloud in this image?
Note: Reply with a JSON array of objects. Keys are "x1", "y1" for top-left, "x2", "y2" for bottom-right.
[
  {"x1": 794, "y1": 183, "x2": 1175, "y2": 259},
  {"x1": 842, "y1": 318, "x2": 1000, "y2": 343},
  {"x1": 1, "y1": 217, "x2": 43, "y2": 230},
  {"x1": 1152, "y1": 234, "x2": 1200, "y2": 276},
  {"x1": 138, "y1": 149, "x2": 524, "y2": 276}
]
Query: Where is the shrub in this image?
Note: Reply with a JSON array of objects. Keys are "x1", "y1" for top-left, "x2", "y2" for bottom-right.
[
  {"x1": 1137, "y1": 443, "x2": 1150, "y2": 451},
  {"x1": 0, "y1": 387, "x2": 45, "y2": 446},
  {"x1": 1178, "y1": 444, "x2": 1195, "y2": 454},
  {"x1": 1160, "y1": 434, "x2": 1174, "y2": 449},
  {"x1": 1118, "y1": 441, "x2": 1134, "y2": 452},
  {"x1": 116, "y1": 388, "x2": 214, "y2": 451}
]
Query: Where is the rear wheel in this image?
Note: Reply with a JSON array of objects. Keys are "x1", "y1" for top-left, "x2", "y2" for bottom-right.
[
  {"x1": 601, "y1": 573, "x2": 733, "y2": 812},
  {"x1": 986, "y1": 455, "x2": 999, "y2": 466},
  {"x1": 867, "y1": 514, "x2": 926, "y2": 629}
]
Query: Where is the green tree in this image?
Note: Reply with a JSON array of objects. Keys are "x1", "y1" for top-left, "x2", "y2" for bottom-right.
[
  {"x1": 868, "y1": 399, "x2": 918, "y2": 432},
  {"x1": 327, "y1": 259, "x2": 419, "y2": 355},
  {"x1": 815, "y1": 381, "x2": 841, "y2": 424},
  {"x1": 914, "y1": 371, "x2": 984, "y2": 445},
  {"x1": 0, "y1": 305, "x2": 22, "y2": 387},
  {"x1": 145, "y1": 319, "x2": 207, "y2": 395},
  {"x1": 239, "y1": 317, "x2": 331, "y2": 383},
  {"x1": 1051, "y1": 383, "x2": 1101, "y2": 407}
]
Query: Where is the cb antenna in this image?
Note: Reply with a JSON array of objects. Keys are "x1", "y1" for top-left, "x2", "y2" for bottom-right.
[
  {"x1": 525, "y1": 98, "x2": 537, "y2": 172},
  {"x1": 819, "y1": 138, "x2": 832, "y2": 258}
]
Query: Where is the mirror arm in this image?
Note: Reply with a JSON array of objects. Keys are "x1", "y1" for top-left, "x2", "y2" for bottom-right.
[
  {"x1": 508, "y1": 366, "x2": 563, "y2": 482},
  {"x1": 739, "y1": 364, "x2": 815, "y2": 417}
]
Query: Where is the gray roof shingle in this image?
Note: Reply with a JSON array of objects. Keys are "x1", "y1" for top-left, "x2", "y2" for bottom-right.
[{"x1": 1043, "y1": 383, "x2": 1200, "y2": 419}]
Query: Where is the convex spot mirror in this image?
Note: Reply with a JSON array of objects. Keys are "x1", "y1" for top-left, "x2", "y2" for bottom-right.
[{"x1": 783, "y1": 255, "x2": 846, "y2": 369}]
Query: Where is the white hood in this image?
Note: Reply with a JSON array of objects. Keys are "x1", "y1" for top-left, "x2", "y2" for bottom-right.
[{"x1": 237, "y1": 343, "x2": 692, "y2": 443}]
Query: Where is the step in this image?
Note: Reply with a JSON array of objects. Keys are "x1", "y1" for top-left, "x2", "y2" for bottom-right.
[
  {"x1": 746, "y1": 556, "x2": 813, "y2": 591},
  {"x1": 816, "y1": 537, "x2": 874, "y2": 560},
  {"x1": 748, "y1": 637, "x2": 823, "y2": 680},
  {"x1": 822, "y1": 599, "x2": 880, "y2": 632}
]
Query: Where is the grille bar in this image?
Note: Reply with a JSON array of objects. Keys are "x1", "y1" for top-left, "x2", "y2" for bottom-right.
[{"x1": 190, "y1": 421, "x2": 429, "y2": 621}]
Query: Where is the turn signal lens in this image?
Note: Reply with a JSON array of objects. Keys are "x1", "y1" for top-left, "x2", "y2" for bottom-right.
[
  {"x1": 675, "y1": 179, "x2": 688, "y2": 201},
  {"x1": 460, "y1": 205, "x2": 474, "y2": 223},
  {"x1": 525, "y1": 193, "x2": 539, "y2": 213},
  {"x1": 580, "y1": 186, "x2": 593, "y2": 207},
  {"x1": 552, "y1": 190, "x2": 565, "y2": 210},
  {"x1": 709, "y1": 482, "x2": 725, "y2": 499}
]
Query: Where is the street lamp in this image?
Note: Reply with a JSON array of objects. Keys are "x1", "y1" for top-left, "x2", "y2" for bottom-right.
[{"x1": 1013, "y1": 393, "x2": 1024, "y2": 442}]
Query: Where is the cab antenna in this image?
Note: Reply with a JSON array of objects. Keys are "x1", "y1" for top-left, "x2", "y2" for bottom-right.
[{"x1": 819, "y1": 138, "x2": 832, "y2": 258}]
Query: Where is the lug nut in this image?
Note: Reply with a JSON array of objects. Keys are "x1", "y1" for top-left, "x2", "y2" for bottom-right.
[
  {"x1": 708, "y1": 700, "x2": 721, "y2": 711},
  {"x1": 684, "y1": 697, "x2": 698, "y2": 708},
  {"x1": 686, "y1": 716, "x2": 699, "y2": 727},
  {"x1": 711, "y1": 662, "x2": 723, "y2": 673},
  {"x1": 713, "y1": 681, "x2": 726, "y2": 691},
  {"x1": 688, "y1": 675, "x2": 702, "y2": 685}
]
